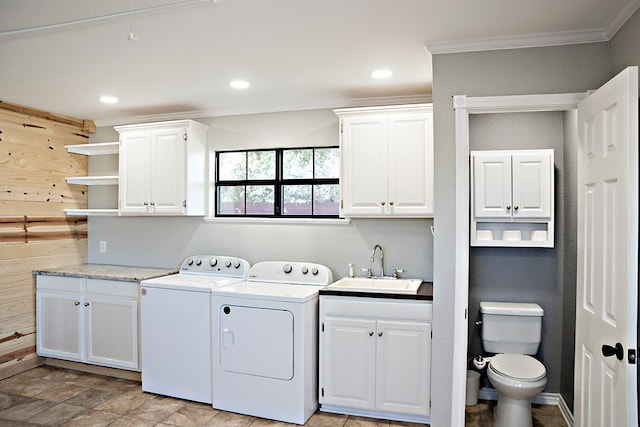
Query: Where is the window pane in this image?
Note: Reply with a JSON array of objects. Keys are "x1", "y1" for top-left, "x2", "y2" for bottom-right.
[
  {"x1": 219, "y1": 152, "x2": 246, "y2": 180},
  {"x1": 248, "y1": 151, "x2": 275, "y2": 180},
  {"x1": 314, "y1": 148, "x2": 339, "y2": 178},
  {"x1": 283, "y1": 149, "x2": 313, "y2": 179},
  {"x1": 313, "y1": 184, "x2": 339, "y2": 215},
  {"x1": 282, "y1": 185, "x2": 312, "y2": 215},
  {"x1": 246, "y1": 185, "x2": 274, "y2": 215},
  {"x1": 217, "y1": 186, "x2": 245, "y2": 214}
]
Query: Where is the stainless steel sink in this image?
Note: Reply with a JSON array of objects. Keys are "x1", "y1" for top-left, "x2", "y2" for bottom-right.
[{"x1": 326, "y1": 277, "x2": 422, "y2": 294}]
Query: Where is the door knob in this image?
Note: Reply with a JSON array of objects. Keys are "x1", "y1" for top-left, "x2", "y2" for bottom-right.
[{"x1": 602, "y1": 343, "x2": 624, "y2": 360}]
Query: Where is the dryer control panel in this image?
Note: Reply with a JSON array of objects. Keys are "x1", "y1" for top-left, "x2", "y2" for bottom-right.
[
  {"x1": 247, "y1": 261, "x2": 333, "y2": 285},
  {"x1": 179, "y1": 255, "x2": 250, "y2": 278}
]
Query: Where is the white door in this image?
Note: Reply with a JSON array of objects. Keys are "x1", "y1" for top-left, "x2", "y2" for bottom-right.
[
  {"x1": 119, "y1": 131, "x2": 151, "y2": 214},
  {"x1": 36, "y1": 290, "x2": 82, "y2": 361},
  {"x1": 151, "y1": 128, "x2": 186, "y2": 214},
  {"x1": 375, "y1": 320, "x2": 431, "y2": 416},
  {"x1": 387, "y1": 112, "x2": 434, "y2": 216},
  {"x1": 575, "y1": 66, "x2": 638, "y2": 427},
  {"x1": 511, "y1": 151, "x2": 552, "y2": 218},
  {"x1": 320, "y1": 316, "x2": 376, "y2": 409},
  {"x1": 472, "y1": 152, "x2": 512, "y2": 218},
  {"x1": 340, "y1": 116, "x2": 388, "y2": 216}
]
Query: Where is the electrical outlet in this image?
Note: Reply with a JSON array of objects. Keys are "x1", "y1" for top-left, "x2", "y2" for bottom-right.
[{"x1": 99, "y1": 241, "x2": 107, "y2": 253}]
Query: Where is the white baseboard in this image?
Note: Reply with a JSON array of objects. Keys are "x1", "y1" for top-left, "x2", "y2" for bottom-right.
[{"x1": 477, "y1": 387, "x2": 574, "y2": 427}]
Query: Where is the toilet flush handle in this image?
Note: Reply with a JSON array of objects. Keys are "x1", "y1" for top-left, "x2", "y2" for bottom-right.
[{"x1": 602, "y1": 343, "x2": 624, "y2": 361}]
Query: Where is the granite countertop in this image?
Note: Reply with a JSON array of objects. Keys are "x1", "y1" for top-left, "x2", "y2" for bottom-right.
[
  {"x1": 319, "y1": 281, "x2": 433, "y2": 300},
  {"x1": 33, "y1": 264, "x2": 178, "y2": 282}
]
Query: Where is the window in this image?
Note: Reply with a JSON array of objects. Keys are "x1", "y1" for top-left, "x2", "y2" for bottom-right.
[{"x1": 215, "y1": 147, "x2": 340, "y2": 218}]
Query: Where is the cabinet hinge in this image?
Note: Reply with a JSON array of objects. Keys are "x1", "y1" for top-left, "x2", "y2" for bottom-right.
[
  {"x1": 340, "y1": 123, "x2": 343, "y2": 133},
  {"x1": 340, "y1": 200, "x2": 343, "y2": 209},
  {"x1": 629, "y1": 348, "x2": 637, "y2": 365},
  {"x1": 321, "y1": 387, "x2": 324, "y2": 397},
  {"x1": 183, "y1": 132, "x2": 187, "y2": 141},
  {"x1": 183, "y1": 200, "x2": 187, "y2": 208}
]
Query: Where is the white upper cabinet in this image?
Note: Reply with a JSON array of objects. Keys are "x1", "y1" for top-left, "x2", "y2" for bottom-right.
[
  {"x1": 336, "y1": 105, "x2": 434, "y2": 218},
  {"x1": 116, "y1": 120, "x2": 208, "y2": 216},
  {"x1": 471, "y1": 149, "x2": 554, "y2": 247}
]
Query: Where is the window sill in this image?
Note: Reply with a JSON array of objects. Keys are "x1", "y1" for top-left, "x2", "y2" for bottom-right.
[{"x1": 204, "y1": 216, "x2": 351, "y2": 225}]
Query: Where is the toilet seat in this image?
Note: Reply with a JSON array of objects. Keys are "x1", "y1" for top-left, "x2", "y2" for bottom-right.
[{"x1": 489, "y1": 353, "x2": 546, "y2": 381}]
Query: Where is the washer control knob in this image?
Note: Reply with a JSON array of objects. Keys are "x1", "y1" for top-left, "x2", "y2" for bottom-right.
[
  {"x1": 301, "y1": 266, "x2": 309, "y2": 274},
  {"x1": 225, "y1": 260, "x2": 232, "y2": 268},
  {"x1": 234, "y1": 260, "x2": 241, "y2": 269},
  {"x1": 312, "y1": 267, "x2": 319, "y2": 275},
  {"x1": 195, "y1": 258, "x2": 202, "y2": 266},
  {"x1": 209, "y1": 258, "x2": 218, "y2": 267},
  {"x1": 283, "y1": 264, "x2": 293, "y2": 274},
  {"x1": 187, "y1": 259, "x2": 194, "y2": 266}
]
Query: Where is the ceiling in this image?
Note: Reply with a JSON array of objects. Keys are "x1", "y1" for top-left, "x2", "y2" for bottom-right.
[{"x1": 1, "y1": 0, "x2": 638, "y2": 126}]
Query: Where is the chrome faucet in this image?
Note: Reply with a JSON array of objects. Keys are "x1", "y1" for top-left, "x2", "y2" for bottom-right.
[{"x1": 370, "y1": 244, "x2": 384, "y2": 278}]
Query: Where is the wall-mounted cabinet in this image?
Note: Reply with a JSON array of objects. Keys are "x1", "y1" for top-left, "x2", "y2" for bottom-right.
[
  {"x1": 335, "y1": 104, "x2": 434, "y2": 218},
  {"x1": 116, "y1": 120, "x2": 208, "y2": 216},
  {"x1": 64, "y1": 142, "x2": 120, "y2": 216},
  {"x1": 471, "y1": 149, "x2": 554, "y2": 247}
]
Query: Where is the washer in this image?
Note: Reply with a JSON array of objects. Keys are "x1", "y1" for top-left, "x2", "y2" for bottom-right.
[
  {"x1": 140, "y1": 255, "x2": 250, "y2": 404},
  {"x1": 211, "y1": 261, "x2": 333, "y2": 425}
]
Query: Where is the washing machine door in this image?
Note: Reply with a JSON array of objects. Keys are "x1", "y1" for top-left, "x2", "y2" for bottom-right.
[{"x1": 219, "y1": 305, "x2": 294, "y2": 380}]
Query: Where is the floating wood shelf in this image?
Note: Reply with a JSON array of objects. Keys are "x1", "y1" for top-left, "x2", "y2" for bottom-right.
[{"x1": 65, "y1": 142, "x2": 119, "y2": 155}]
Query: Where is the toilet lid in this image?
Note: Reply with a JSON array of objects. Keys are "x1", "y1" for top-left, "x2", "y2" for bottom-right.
[{"x1": 490, "y1": 353, "x2": 546, "y2": 381}]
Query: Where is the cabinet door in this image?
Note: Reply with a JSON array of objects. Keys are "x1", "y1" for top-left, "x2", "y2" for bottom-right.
[
  {"x1": 340, "y1": 116, "x2": 388, "y2": 216},
  {"x1": 119, "y1": 131, "x2": 152, "y2": 214},
  {"x1": 85, "y1": 294, "x2": 139, "y2": 370},
  {"x1": 472, "y1": 153, "x2": 512, "y2": 218},
  {"x1": 387, "y1": 113, "x2": 434, "y2": 216},
  {"x1": 320, "y1": 316, "x2": 376, "y2": 409},
  {"x1": 375, "y1": 320, "x2": 431, "y2": 416},
  {"x1": 511, "y1": 152, "x2": 552, "y2": 218},
  {"x1": 150, "y1": 128, "x2": 186, "y2": 214},
  {"x1": 36, "y1": 291, "x2": 82, "y2": 361}
]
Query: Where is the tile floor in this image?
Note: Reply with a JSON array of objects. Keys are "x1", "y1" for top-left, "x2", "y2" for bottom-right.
[{"x1": 0, "y1": 366, "x2": 568, "y2": 426}]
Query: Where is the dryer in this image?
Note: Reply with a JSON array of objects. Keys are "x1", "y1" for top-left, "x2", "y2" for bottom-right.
[
  {"x1": 211, "y1": 261, "x2": 333, "y2": 425},
  {"x1": 140, "y1": 255, "x2": 249, "y2": 403}
]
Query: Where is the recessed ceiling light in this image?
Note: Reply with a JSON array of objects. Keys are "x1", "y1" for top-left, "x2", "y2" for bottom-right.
[
  {"x1": 100, "y1": 95, "x2": 118, "y2": 104},
  {"x1": 371, "y1": 69, "x2": 393, "y2": 79},
  {"x1": 230, "y1": 80, "x2": 250, "y2": 89}
]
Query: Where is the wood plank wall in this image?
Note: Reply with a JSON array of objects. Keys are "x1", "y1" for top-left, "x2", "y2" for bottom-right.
[{"x1": 0, "y1": 101, "x2": 95, "y2": 379}]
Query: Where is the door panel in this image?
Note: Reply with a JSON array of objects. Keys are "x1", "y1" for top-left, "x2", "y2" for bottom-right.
[
  {"x1": 472, "y1": 153, "x2": 511, "y2": 218},
  {"x1": 219, "y1": 305, "x2": 293, "y2": 380},
  {"x1": 575, "y1": 66, "x2": 638, "y2": 427}
]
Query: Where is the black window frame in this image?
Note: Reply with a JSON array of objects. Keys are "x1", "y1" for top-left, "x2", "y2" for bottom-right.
[{"x1": 215, "y1": 146, "x2": 340, "y2": 218}]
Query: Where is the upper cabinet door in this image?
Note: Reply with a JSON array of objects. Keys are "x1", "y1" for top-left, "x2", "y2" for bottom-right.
[
  {"x1": 387, "y1": 112, "x2": 434, "y2": 216},
  {"x1": 472, "y1": 153, "x2": 512, "y2": 218},
  {"x1": 511, "y1": 152, "x2": 552, "y2": 218},
  {"x1": 340, "y1": 116, "x2": 388, "y2": 216},
  {"x1": 119, "y1": 131, "x2": 152, "y2": 214},
  {"x1": 150, "y1": 128, "x2": 186, "y2": 215}
]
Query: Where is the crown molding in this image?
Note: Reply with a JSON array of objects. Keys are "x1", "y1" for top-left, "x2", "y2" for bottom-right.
[
  {"x1": 93, "y1": 94, "x2": 433, "y2": 127},
  {"x1": 426, "y1": 0, "x2": 640, "y2": 55},
  {"x1": 425, "y1": 29, "x2": 609, "y2": 55}
]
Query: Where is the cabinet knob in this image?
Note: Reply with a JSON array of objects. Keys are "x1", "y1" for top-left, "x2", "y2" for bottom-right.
[
  {"x1": 381, "y1": 201, "x2": 386, "y2": 206},
  {"x1": 378, "y1": 332, "x2": 383, "y2": 337},
  {"x1": 84, "y1": 302, "x2": 90, "y2": 307},
  {"x1": 143, "y1": 202, "x2": 149, "y2": 206},
  {"x1": 369, "y1": 331, "x2": 374, "y2": 336},
  {"x1": 389, "y1": 201, "x2": 394, "y2": 206},
  {"x1": 150, "y1": 202, "x2": 155, "y2": 206},
  {"x1": 506, "y1": 205, "x2": 511, "y2": 210},
  {"x1": 514, "y1": 205, "x2": 519, "y2": 211},
  {"x1": 74, "y1": 301, "x2": 80, "y2": 306}
]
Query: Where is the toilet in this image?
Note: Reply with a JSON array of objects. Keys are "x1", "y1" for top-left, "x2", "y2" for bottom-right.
[{"x1": 480, "y1": 301, "x2": 547, "y2": 427}]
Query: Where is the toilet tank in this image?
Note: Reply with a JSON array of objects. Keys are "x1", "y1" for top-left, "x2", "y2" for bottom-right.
[{"x1": 480, "y1": 301, "x2": 544, "y2": 354}]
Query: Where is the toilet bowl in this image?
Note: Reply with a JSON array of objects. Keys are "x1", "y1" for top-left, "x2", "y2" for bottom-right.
[
  {"x1": 479, "y1": 302, "x2": 546, "y2": 427},
  {"x1": 486, "y1": 353, "x2": 547, "y2": 427}
]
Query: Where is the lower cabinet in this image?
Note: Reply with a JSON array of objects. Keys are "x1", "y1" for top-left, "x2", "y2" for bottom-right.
[
  {"x1": 319, "y1": 295, "x2": 432, "y2": 423},
  {"x1": 36, "y1": 275, "x2": 139, "y2": 371}
]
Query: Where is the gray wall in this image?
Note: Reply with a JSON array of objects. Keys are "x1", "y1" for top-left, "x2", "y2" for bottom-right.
[
  {"x1": 88, "y1": 108, "x2": 434, "y2": 283},
  {"x1": 431, "y1": 42, "x2": 610, "y2": 425},
  {"x1": 466, "y1": 111, "x2": 577, "y2": 401}
]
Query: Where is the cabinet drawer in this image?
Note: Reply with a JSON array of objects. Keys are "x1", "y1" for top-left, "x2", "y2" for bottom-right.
[
  {"x1": 36, "y1": 275, "x2": 82, "y2": 292},
  {"x1": 87, "y1": 279, "x2": 138, "y2": 298},
  {"x1": 321, "y1": 296, "x2": 432, "y2": 321}
]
